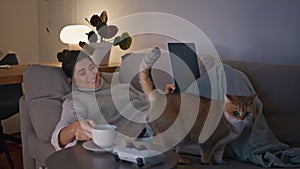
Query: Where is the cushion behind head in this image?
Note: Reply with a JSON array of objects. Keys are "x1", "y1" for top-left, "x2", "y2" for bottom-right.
[{"x1": 23, "y1": 65, "x2": 71, "y2": 142}]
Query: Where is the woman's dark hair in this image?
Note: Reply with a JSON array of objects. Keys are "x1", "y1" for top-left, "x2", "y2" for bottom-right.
[{"x1": 57, "y1": 50, "x2": 93, "y2": 78}]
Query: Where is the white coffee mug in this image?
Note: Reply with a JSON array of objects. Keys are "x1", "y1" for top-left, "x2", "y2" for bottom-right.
[{"x1": 91, "y1": 124, "x2": 117, "y2": 148}]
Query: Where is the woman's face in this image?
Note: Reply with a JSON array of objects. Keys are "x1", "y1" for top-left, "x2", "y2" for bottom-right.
[{"x1": 73, "y1": 58, "x2": 101, "y2": 89}]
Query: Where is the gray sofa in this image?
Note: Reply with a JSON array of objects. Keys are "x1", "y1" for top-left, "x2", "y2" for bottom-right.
[{"x1": 20, "y1": 53, "x2": 300, "y2": 169}]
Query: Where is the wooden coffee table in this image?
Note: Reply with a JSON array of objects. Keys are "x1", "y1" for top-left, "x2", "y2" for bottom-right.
[{"x1": 45, "y1": 142, "x2": 178, "y2": 169}]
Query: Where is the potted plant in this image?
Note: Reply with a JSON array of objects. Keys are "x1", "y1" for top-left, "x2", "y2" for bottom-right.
[{"x1": 79, "y1": 10, "x2": 132, "y2": 65}]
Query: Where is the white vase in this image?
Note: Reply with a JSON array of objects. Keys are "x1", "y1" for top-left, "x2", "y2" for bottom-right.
[{"x1": 89, "y1": 42, "x2": 112, "y2": 66}]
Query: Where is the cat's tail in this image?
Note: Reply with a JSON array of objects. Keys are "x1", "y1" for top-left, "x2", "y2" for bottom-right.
[{"x1": 139, "y1": 47, "x2": 161, "y2": 96}]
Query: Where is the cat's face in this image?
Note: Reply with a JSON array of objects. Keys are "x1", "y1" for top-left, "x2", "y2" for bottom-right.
[{"x1": 224, "y1": 94, "x2": 256, "y2": 125}]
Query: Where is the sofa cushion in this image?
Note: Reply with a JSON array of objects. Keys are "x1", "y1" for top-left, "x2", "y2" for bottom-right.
[
  {"x1": 119, "y1": 53, "x2": 173, "y2": 92},
  {"x1": 119, "y1": 52, "x2": 217, "y2": 92},
  {"x1": 119, "y1": 53, "x2": 145, "y2": 91},
  {"x1": 23, "y1": 65, "x2": 71, "y2": 143}
]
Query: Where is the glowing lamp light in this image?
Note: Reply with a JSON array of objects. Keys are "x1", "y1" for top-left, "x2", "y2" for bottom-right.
[{"x1": 59, "y1": 25, "x2": 91, "y2": 44}]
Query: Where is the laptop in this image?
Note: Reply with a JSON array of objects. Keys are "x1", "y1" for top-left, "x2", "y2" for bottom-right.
[{"x1": 168, "y1": 43, "x2": 200, "y2": 93}]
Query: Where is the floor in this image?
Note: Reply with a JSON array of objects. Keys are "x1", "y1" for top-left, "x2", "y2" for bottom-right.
[{"x1": 0, "y1": 134, "x2": 23, "y2": 169}]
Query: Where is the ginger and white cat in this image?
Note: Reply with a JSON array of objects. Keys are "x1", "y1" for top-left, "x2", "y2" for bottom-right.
[{"x1": 139, "y1": 47, "x2": 256, "y2": 164}]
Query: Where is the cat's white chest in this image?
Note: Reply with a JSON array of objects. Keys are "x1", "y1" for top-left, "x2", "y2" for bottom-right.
[
  {"x1": 224, "y1": 111, "x2": 247, "y2": 133},
  {"x1": 217, "y1": 111, "x2": 248, "y2": 146}
]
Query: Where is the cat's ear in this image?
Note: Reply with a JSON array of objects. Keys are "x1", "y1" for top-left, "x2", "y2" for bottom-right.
[
  {"x1": 249, "y1": 94, "x2": 257, "y2": 104},
  {"x1": 225, "y1": 94, "x2": 233, "y2": 104}
]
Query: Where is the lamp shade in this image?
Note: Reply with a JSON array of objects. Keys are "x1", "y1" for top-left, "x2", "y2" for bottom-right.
[{"x1": 60, "y1": 25, "x2": 91, "y2": 44}]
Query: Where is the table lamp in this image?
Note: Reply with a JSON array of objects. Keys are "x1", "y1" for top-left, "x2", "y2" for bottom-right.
[{"x1": 59, "y1": 25, "x2": 91, "y2": 50}]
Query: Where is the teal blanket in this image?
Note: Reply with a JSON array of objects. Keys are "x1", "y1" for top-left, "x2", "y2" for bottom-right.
[{"x1": 186, "y1": 63, "x2": 300, "y2": 168}]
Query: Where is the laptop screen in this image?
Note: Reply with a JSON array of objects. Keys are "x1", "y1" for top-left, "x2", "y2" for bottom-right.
[{"x1": 168, "y1": 43, "x2": 200, "y2": 93}]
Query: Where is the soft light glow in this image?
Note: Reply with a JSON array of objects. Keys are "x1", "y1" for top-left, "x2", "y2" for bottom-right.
[{"x1": 59, "y1": 25, "x2": 91, "y2": 44}]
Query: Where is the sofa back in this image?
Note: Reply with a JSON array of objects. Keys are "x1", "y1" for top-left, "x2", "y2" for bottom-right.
[{"x1": 223, "y1": 60, "x2": 300, "y2": 147}]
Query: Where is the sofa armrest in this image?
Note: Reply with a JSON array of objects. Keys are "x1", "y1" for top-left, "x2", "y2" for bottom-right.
[{"x1": 19, "y1": 96, "x2": 36, "y2": 169}]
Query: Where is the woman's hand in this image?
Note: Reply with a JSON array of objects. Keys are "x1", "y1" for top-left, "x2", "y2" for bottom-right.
[
  {"x1": 71, "y1": 119, "x2": 96, "y2": 141},
  {"x1": 58, "y1": 119, "x2": 96, "y2": 148},
  {"x1": 164, "y1": 83, "x2": 175, "y2": 94}
]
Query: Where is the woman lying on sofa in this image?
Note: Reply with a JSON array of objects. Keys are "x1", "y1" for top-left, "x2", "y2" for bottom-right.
[{"x1": 51, "y1": 49, "x2": 153, "y2": 150}]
